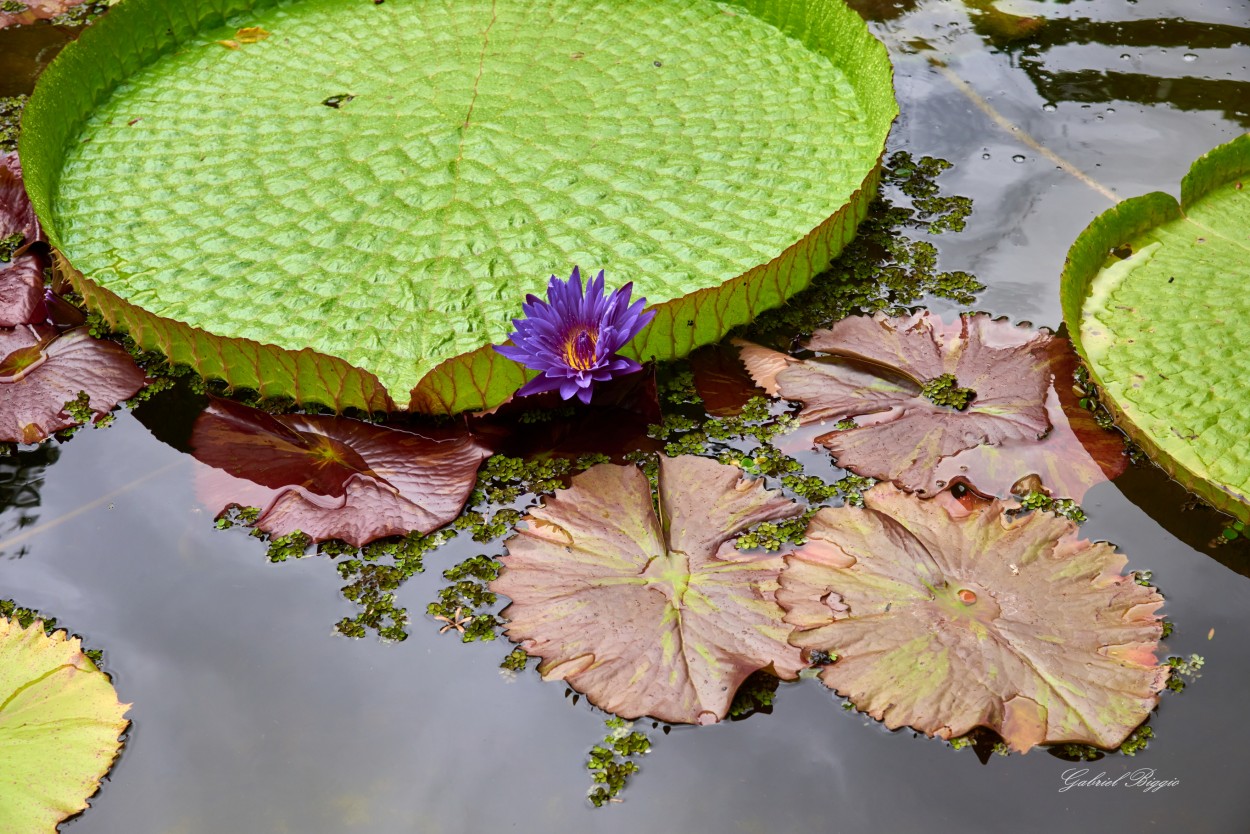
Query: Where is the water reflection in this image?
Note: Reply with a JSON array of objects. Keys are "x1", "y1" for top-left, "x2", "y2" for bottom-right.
[
  {"x1": 859, "y1": 0, "x2": 1250, "y2": 128},
  {"x1": 0, "y1": 443, "x2": 58, "y2": 557}
]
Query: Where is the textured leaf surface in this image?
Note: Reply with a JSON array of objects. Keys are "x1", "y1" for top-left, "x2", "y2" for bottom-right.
[
  {"x1": 1061, "y1": 134, "x2": 1250, "y2": 521},
  {"x1": 0, "y1": 325, "x2": 146, "y2": 443},
  {"x1": 492, "y1": 455, "x2": 805, "y2": 724},
  {"x1": 779, "y1": 484, "x2": 1168, "y2": 752},
  {"x1": 21, "y1": 0, "x2": 895, "y2": 413},
  {"x1": 0, "y1": 617, "x2": 129, "y2": 833},
  {"x1": 190, "y1": 397, "x2": 490, "y2": 546},
  {"x1": 740, "y1": 312, "x2": 1056, "y2": 495},
  {"x1": 0, "y1": 153, "x2": 47, "y2": 327}
]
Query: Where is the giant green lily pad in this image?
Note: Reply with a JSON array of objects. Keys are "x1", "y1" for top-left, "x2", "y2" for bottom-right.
[
  {"x1": 780, "y1": 484, "x2": 1168, "y2": 753},
  {"x1": 491, "y1": 455, "x2": 806, "y2": 725},
  {"x1": 20, "y1": 0, "x2": 896, "y2": 414},
  {"x1": 0, "y1": 616, "x2": 130, "y2": 832},
  {"x1": 1061, "y1": 134, "x2": 1250, "y2": 521}
]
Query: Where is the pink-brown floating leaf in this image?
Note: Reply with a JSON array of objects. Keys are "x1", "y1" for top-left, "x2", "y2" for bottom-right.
[
  {"x1": 930, "y1": 339, "x2": 1129, "y2": 501},
  {"x1": 190, "y1": 397, "x2": 490, "y2": 546},
  {"x1": 739, "y1": 312, "x2": 1059, "y2": 496},
  {"x1": 0, "y1": 153, "x2": 47, "y2": 327},
  {"x1": 779, "y1": 483, "x2": 1168, "y2": 753},
  {"x1": 0, "y1": 325, "x2": 146, "y2": 443},
  {"x1": 491, "y1": 455, "x2": 806, "y2": 724}
]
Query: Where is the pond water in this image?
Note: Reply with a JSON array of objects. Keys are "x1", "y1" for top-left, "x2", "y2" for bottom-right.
[{"x1": 3, "y1": 0, "x2": 1250, "y2": 831}]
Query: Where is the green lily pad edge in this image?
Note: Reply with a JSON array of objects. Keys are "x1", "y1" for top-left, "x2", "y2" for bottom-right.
[
  {"x1": 0, "y1": 615, "x2": 130, "y2": 833},
  {"x1": 20, "y1": 0, "x2": 897, "y2": 415},
  {"x1": 1060, "y1": 133, "x2": 1250, "y2": 522}
]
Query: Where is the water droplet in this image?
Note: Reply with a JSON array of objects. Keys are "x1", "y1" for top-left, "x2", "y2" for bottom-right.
[
  {"x1": 1183, "y1": 53, "x2": 1198, "y2": 62},
  {"x1": 1012, "y1": 154, "x2": 1026, "y2": 163},
  {"x1": 981, "y1": 152, "x2": 991, "y2": 160},
  {"x1": 1107, "y1": 108, "x2": 1116, "y2": 114},
  {"x1": 958, "y1": 589, "x2": 978, "y2": 605},
  {"x1": 1120, "y1": 53, "x2": 1131, "y2": 60},
  {"x1": 1042, "y1": 103, "x2": 1057, "y2": 112}
]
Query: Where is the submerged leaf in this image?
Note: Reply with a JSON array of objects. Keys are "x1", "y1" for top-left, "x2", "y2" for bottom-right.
[
  {"x1": 492, "y1": 455, "x2": 805, "y2": 724},
  {"x1": 740, "y1": 312, "x2": 1061, "y2": 496},
  {"x1": 688, "y1": 343, "x2": 769, "y2": 417},
  {"x1": 0, "y1": 153, "x2": 47, "y2": 327},
  {"x1": 0, "y1": 617, "x2": 129, "y2": 833},
  {"x1": 779, "y1": 484, "x2": 1168, "y2": 752},
  {"x1": 0, "y1": 325, "x2": 146, "y2": 443},
  {"x1": 190, "y1": 397, "x2": 490, "y2": 547}
]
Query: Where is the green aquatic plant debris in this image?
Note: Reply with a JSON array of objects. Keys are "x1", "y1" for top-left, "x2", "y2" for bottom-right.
[
  {"x1": 0, "y1": 96, "x2": 25, "y2": 154},
  {"x1": 262, "y1": 530, "x2": 313, "y2": 563},
  {"x1": 500, "y1": 647, "x2": 530, "y2": 673},
  {"x1": 587, "y1": 718, "x2": 652, "y2": 808},
  {"x1": 728, "y1": 671, "x2": 781, "y2": 718},
  {"x1": 890, "y1": 156, "x2": 973, "y2": 235},
  {"x1": 736, "y1": 508, "x2": 818, "y2": 552},
  {"x1": 427, "y1": 556, "x2": 504, "y2": 643},
  {"x1": 1061, "y1": 134, "x2": 1250, "y2": 521},
  {"x1": 0, "y1": 231, "x2": 22, "y2": 263},
  {"x1": 62, "y1": 391, "x2": 96, "y2": 425},
  {"x1": 329, "y1": 530, "x2": 452, "y2": 641},
  {"x1": 1165, "y1": 654, "x2": 1205, "y2": 694},
  {"x1": 24, "y1": 0, "x2": 895, "y2": 413},
  {"x1": 1016, "y1": 491, "x2": 1087, "y2": 524},
  {"x1": 920, "y1": 373, "x2": 976, "y2": 410}
]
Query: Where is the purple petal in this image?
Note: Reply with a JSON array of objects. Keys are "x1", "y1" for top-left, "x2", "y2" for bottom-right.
[
  {"x1": 517, "y1": 374, "x2": 567, "y2": 398},
  {"x1": 608, "y1": 356, "x2": 643, "y2": 375}
]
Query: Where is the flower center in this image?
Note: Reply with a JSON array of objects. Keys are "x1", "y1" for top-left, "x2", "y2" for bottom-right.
[{"x1": 562, "y1": 328, "x2": 599, "y2": 371}]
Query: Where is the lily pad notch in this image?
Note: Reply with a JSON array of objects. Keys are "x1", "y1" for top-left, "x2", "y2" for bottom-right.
[
  {"x1": 1060, "y1": 134, "x2": 1250, "y2": 521},
  {"x1": 20, "y1": 0, "x2": 897, "y2": 415}
]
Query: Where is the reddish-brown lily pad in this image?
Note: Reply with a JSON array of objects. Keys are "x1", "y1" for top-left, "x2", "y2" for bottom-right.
[
  {"x1": 190, "y1": 397, "x2": 490, "y2": 546},
  {"x1": 492, "y1": 455, "x2": 806, "y2": 725},
  {"x1": 928, "y1": 339, "x2": 1128, "y2": 501},
  {"x1": 0, "y1": 325, "x2": 146, "y2": 443},
  {"x1": 687, "y1": 343, "x2": 769, "y2": 417},
  {"x1": 779, "y1": 484, "x2": 1168, "y2": 752},
  {"x1": 0, "y1": 153, "x2": 47, "y2": 327},
  {"x1": 739, "y1": 312, "x2": 1082, "y2": 497}
]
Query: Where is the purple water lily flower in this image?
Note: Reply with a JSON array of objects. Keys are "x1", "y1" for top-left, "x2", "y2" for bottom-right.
[{"x1": 495, "y1": 267, "x2": 655, "y2": 404}]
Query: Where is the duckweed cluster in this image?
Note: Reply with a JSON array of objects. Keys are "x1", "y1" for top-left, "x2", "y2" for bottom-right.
[
  {"x1": 728, "y1": 671, "x2": 781, "y2": 719},
  {"x1": 1015, "y1": 490, "x2": 1087, "y2": 524},
  {"x1": 920, "y1": 373, "x2": 976, "y2": 410},
  {"x1": 0, "y1": 231, "x2": 23, "y2": 262},
  {"x1": 587, "y1": 718, "x2": 652, "y2": 807},
  {"x1": 0, "y1": 95, "x2": 22, "y2": 153}
]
